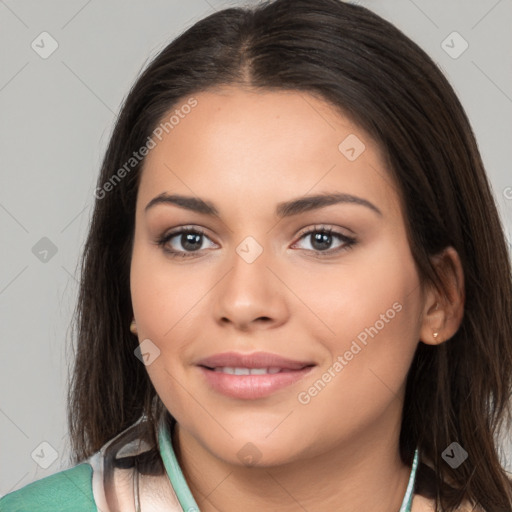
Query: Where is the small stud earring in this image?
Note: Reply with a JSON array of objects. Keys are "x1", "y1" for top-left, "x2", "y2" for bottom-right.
[
  {"x1": 433, "y1": 331, "x2": 439, "y2": 339},
  {"x1": 130, "y1": 319, "x2": 137, "y2": 335}
]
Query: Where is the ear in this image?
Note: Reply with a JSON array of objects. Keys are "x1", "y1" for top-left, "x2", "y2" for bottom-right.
[{"x1": 419, "y1": 246, "x2": 465, "y2": 345}]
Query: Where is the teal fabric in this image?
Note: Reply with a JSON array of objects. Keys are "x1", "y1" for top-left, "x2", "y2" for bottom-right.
[
  {"x1": 159, "y1": 419, "x2": 200, "y2": 512},
  {"x1": 400, "y1": 448, "x2": 419, "y2": 512},
  {"x1": 0, "y1": 463, "x2": 96, "y2": 512}
]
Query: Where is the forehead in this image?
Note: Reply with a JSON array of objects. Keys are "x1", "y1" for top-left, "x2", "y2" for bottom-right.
[{"x1": 137, "y1": 86, "x2": 402, "y2": 220}]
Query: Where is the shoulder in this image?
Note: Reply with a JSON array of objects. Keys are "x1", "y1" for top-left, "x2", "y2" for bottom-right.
[{"x1": 0, "y1": 463, "x2": 96, "y2": 512}]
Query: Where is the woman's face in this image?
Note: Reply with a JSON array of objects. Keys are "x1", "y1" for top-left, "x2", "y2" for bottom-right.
[{"x1": 130, "y1": 86, "x2": 426, "y2": 467}]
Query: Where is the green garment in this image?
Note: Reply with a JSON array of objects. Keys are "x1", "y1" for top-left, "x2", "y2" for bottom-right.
[{"x1": 0, "y1": 463, "x2": 96, "y2": 512}]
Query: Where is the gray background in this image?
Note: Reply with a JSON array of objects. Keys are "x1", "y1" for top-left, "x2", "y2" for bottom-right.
[{"x1": 1, "y1": 0, "x2": 511, "y2": 496}]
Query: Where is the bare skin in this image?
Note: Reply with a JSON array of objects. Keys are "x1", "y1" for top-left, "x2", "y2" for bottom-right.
[{"x1": 130, "y1": 86, "x2": 464, "y2": 511}]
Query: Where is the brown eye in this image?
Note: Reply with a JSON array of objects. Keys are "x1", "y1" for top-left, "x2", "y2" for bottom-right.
[
  {"x1": 293, "y1": 226, "x2": 357, "y2": 256},
  {"x1": 156, "y1": 227, "x2": 216, "y2": 257}
]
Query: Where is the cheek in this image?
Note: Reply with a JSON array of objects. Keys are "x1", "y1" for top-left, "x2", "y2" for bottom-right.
[
  {"x1": 129, "y1": 241, "x2": 220, "y2": 420},
  {"x1": 130, "y1": 243, "x2": 207, "y2": 425},
  {"x1": 294, "y1": 239, "x2": 422, "y2": 426},
  {"x1": 298, "y1": 234, "x2": 422, "y2": 353},
  {"x1": 130, "y1": 237, "x2": 209, "y2": 344}
]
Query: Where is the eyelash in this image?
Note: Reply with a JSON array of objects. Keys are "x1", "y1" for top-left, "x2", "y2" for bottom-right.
[{"x1": 155, "y1": 225, "x2": 357, "y2": 259}]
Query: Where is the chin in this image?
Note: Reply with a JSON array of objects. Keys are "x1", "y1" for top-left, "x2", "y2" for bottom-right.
[{"x1": 198, "y1": 427, "x2": 307, "y2": 468}]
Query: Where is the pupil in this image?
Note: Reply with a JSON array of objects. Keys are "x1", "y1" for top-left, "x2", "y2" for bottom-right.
[
  {"x1": 182, "y1": 233, "x2": 202, "y2": 251},
  {"x1": 312, "y1": 232, "x2": 332, "y2": 251}
]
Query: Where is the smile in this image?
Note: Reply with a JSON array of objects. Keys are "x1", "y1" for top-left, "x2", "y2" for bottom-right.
[
  {"x1": 196, "y1": 352, "x2": 316, "y2": 399},
  {"x1": 212, "y1": 367, "x2": 284, "y2": 375}
]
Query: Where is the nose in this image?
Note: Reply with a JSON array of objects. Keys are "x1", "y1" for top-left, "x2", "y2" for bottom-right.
[{"x1": 212, "y1": 243, "x2": 290, "y2": 332}]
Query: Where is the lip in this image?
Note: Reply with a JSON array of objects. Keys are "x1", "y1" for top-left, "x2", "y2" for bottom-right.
[
  {"x1": 196, "y1": 351, "x2": 316, "y2": 400},
  {"x1": 196, "y1": 351, "x2": 314, "y2": 370}
]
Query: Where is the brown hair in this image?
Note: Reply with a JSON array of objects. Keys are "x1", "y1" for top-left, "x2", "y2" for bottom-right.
[{"x1": 67, "y1": 0, "x2": 512, "y2": 510}]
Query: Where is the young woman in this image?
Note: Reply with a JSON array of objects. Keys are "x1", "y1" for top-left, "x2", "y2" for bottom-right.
[{"x1": 1, "y1": 0, "x2": 511, "y2": 510}]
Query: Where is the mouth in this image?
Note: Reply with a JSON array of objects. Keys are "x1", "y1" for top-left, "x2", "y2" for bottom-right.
[
  {"x1": 210, "y1": 367, "x2": 291, "y2": 375},
  {"x1": 196, "y1": 352, "x2": 316, "y2": 399}
]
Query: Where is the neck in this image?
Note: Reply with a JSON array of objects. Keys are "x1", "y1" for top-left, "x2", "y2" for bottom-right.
[{"x1": 172, "y1": 415, "x2": 413, "y2": 512}]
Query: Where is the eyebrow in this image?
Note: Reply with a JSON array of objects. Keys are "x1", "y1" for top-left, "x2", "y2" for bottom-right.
[{"x1": 144, "y1": 192, "x2": 382, "y2": 218}]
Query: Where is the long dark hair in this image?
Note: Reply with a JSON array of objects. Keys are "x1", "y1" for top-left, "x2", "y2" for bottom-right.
[{"x1": 67, "y1": 0, "x2": 512, "y2": 509}]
